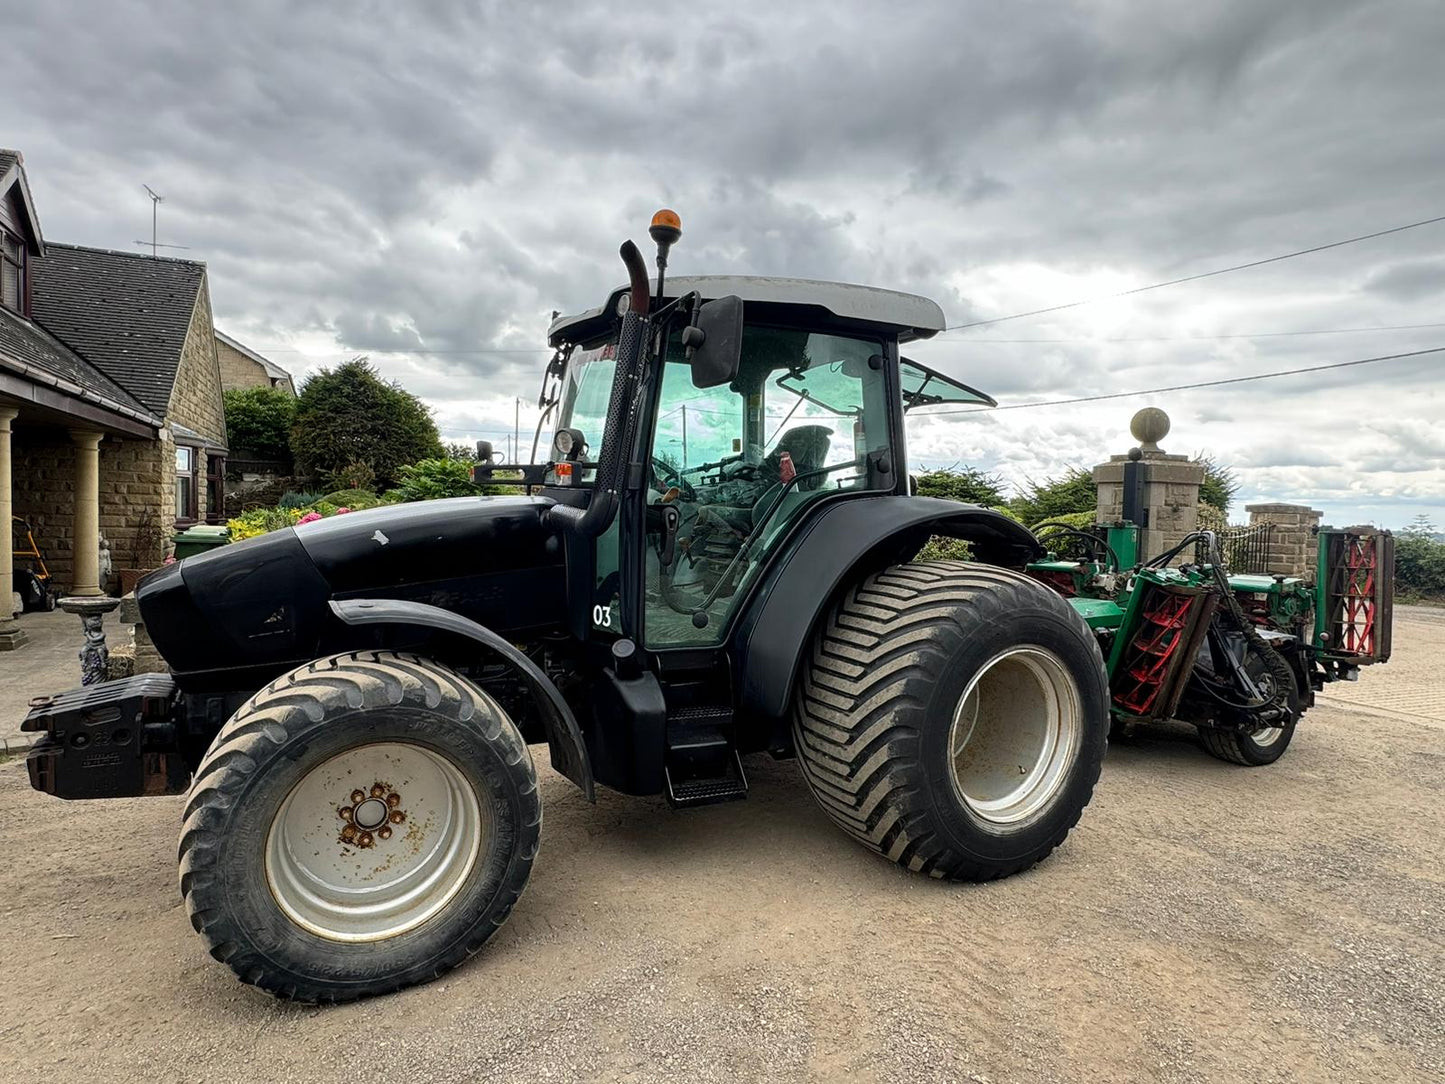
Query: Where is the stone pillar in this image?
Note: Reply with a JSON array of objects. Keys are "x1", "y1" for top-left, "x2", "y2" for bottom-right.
[
  {"x1": 0, "y1": 405, "x2": 26, "y2": 650},
  {"x1": 1092, "y1": 409, "x2": 1205, "y2": 563},
  {"x1": 68, "y1": 429, "x2": 105, "y2": 597},
  {"x1": 1246, "y1": 503, "x2": 1324, "y2": 579}
]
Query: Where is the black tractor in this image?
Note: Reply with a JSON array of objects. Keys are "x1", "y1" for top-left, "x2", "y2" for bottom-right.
[{"x1": 22, "y1": 212, "x2": 1109, "y2": 1001}]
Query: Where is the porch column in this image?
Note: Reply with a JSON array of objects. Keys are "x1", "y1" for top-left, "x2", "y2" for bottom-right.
[
  {"x1": 0, "y1": 406, "x2": 25, "y2": 650},
  {"x1": 68, "y1": 429, "x2": 105, "y2": 597}
]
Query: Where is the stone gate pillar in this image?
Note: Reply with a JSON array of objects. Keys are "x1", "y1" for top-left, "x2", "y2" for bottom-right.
[
  {"x1": 1092, "y1": 408, "x2": 1204, "y2": 563},
  {"x1": 1246, "y1": 503, "x2": 1323, "y2": 578}
]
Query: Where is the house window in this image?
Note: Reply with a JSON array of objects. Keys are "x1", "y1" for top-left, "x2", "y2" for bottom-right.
[
  {"x1": 205, "y1": 455, "x2": 226, "y2": 525},
  {"x1": 175, "y1": 445, "x2": 198, "y2": 524},
  {"x1": 1, "y1": 231, "x2": 22, "y2": 313}
]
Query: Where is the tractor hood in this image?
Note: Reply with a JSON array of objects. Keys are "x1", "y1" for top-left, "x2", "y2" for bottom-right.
[{"x1": 136, "y1": 496, "x2": 565, "y2": 679}]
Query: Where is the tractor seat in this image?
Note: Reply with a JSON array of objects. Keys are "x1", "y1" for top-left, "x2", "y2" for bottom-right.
[{"x1": 761, "y1": 424, "x2": 833, "y2": 491}]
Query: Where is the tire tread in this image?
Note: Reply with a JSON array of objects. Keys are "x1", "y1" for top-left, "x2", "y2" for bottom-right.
[{"x1": 792, "y1": 561, "x2": 1108, "y2": 882}]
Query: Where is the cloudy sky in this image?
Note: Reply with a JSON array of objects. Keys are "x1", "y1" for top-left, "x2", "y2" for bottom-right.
[{"x1": 5, "y1": 0, "x2": 1443, "y2": 526}]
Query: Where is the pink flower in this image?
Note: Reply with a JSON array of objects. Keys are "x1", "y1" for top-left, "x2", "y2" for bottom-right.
[
  {"x1": 297, "y1": 511, "x2": 323, "y2": 525},
  {"x1": 335, "y1": 507, "x2": 351, "y2": 515}
]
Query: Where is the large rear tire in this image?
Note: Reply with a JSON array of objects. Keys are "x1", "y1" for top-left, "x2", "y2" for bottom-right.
[
  {"x1": 793, "y1": 562, "x2": 1109, "y2": 882},
  {"x1": 178, "y1": 651, "x2": 540, "y2": 1002}
]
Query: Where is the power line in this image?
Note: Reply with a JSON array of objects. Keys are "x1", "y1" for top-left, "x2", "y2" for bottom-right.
[
  {"x1": 942, "y1": 213, "x2": 1445, "y2": 333},
  {"x1": 929, "y1": 321, "x2": 1445, "y2": 345},
  {"x1": 916, "y1": 346, "x2": 1445, "y2": 417}
]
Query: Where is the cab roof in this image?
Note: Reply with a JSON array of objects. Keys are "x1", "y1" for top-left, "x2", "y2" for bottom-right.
[{"x1": 548, "y1": 275, "x2": 947, "y2": 348}]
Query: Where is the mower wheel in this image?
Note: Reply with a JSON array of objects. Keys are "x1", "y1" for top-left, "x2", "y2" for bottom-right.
[
  {"x1": 178, "y1": 651, "x2": 540, "y2": 1002},
  {"x1": 1197, "y1": 647, "x2": 1300, "y2": 766},
  {"x1": 793, "y1": 561, "x2": 1109, "y2": 882}
]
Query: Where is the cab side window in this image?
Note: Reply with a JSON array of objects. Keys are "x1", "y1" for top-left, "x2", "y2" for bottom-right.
[{"x1": 643, "y1": 326, "x2": 889, "y2": 647}]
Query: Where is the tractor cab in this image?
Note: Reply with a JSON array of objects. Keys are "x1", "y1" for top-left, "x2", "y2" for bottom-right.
[{"x1": 535, "y1": 272, "x2": 969, "y2": 651}]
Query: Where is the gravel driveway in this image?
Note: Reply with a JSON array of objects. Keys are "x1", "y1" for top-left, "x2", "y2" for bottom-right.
[{"x1": 1, "y1": 612, "x2": 1440, "y2": 1083}]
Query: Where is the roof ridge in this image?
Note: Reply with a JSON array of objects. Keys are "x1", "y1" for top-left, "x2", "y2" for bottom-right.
[{"x1": 45, "y1": 240, "x2": 207, "y2": 269}]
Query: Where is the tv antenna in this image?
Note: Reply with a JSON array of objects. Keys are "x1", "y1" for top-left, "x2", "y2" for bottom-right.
[{"x1": 134, "y1": 185, "x2": 190, "y2": 257}]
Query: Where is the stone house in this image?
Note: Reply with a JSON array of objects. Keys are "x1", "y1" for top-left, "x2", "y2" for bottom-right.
[
  {"x1": 1, "y1": 149, "x2": 230, "y2": 647},
  {"x1": 216, "y1": 330, "x2": 295, "y2": 396}
]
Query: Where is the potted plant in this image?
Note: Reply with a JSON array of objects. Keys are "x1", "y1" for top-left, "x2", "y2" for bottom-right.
[{"x1": 117, "y1": 507, "x2": 167, "y2": 596}]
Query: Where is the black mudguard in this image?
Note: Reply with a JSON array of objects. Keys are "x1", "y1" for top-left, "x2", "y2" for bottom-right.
[
  {"x1": 330, "y1": 598, "x2": 594, "y2": 801},
  {"x1": 732, "y1": 495, "x2": 1043, "y2": 726}
]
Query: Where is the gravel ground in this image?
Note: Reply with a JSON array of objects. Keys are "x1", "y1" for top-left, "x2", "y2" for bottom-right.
[{"x1": 0, "y1": 613, "x2": 1440, "y2": 1083}]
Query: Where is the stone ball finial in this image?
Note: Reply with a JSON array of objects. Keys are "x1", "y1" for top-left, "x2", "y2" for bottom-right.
[{"x1": 1130, "y1": 407, "x2": 1170, "y2": 452}]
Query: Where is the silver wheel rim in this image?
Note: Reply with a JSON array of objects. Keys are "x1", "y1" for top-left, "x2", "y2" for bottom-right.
[
  {"x1": 947, "y1": 646, "x2": 1083, "y2": 826},
  {"x1": 1250, "y1": 726, "x2": 1285, "y2": 748},
  {"x1": 1248, "y1": 670, "x2": 1285, "y2": 747},
  {"x1": 265, "y1": 742, "x2": 487, "y2": 942}
]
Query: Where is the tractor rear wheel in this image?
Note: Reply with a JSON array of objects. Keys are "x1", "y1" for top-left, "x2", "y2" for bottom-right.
[
  {"x1": 793, "y1": 562, "x2": 1109, "y2": 882},
  {"x1": 178, "y1": 651, "x2": 540, "y2": 1002}
]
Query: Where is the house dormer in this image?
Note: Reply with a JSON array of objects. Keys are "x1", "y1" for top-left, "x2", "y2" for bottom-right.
[{"x1": 0, "y1": 149, "x2": 46, "y2": 317}]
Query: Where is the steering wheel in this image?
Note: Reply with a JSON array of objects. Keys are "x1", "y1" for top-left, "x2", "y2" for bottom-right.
[{"x1": 651, "y1": 459, "x2": 696, "y2": 503}]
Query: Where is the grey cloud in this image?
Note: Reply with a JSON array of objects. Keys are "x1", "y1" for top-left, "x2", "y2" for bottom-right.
[
  {"x1": 5, "y1": 0, "x2": 1444, "y2": 525},
  {"x1": 1364, "y1": 259, "x2": 1445, "y2": 302}
]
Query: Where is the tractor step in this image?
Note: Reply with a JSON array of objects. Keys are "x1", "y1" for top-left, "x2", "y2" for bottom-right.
[
  {"x1": 664, "y1": 706, "x2": 747, "y2": 808},
  {"x1": 665, "y1": 751, "x2": 748, "y2": 808}
]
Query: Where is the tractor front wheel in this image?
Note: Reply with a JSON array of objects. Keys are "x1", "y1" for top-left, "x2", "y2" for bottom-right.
[
  {"x1": 178, "y1": 651, "x2": 540, "y2": 1002},
  {"x1": 793, "y1": 562, "x2": 1109, "y2": 882}
]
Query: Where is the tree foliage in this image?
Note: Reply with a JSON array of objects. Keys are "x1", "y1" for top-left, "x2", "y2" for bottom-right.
[
  {"x1": 290, "y1": 359, "x2": 442, "y2": 489},
  {"x1": 914, "y1": 468, "x2": 1008, "y2": 507},
  {"x1": 1008, "y1": 467, "x2": 1097, "y2": 526},
  {"x1": 1195, "y1": 453, "x2": 1240, "y2": 514},
  {"x1": 442, "y1": 440, "x2": 478, "y2": 462},
  {"x1": 223, "y1": 386, "x2": 295, "y2": 461}
]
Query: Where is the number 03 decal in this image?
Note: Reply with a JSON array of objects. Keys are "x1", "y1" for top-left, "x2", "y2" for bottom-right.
[{"x1": 592, "y1": 604, "x2": 613, "y2": 629}]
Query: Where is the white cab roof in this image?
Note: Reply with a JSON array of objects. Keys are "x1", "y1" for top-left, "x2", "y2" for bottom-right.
[{"x1": 550, "y1": 275, "x2": 947, "y2": 345}]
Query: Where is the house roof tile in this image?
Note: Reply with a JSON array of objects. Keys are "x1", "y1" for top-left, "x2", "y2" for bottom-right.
[
  {"x1": 0, "y1": 304, "x2": 158, "y2": 422},
  {"x1": 29, "y1": 242, "x2": 206, "y2": 415}
]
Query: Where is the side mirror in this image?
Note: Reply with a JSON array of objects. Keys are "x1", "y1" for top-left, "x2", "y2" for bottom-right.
[
  {"x1": 476, "y1": 440, "x2": 495, "y2": 464},
  {"x1": 682, "y1": 295, "x2": 744, "y2": 389}
]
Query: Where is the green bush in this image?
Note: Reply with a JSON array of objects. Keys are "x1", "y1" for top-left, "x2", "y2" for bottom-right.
[
  {"x1": 277, "y1": 490, "x2": 323, "y2": 510},
  {"x1": 1396, "y1": 516, "x2": 1445, "y2": 600},
  {"x1": 1030, "y1": 508, "x2": 1096, "y2": 531},
  {"x1": 916, "y1": 536, "x2": 973, "y2": 561},
  {"x1": 322, "y1": 488, "x2": 384, "y2": 510},
  {"x1": 387, "y1": 458, "x2": 483, "y2": 502},
  {"x1": 224, "y1": 386, "x2": 295, "y2": 462},
  {"x1": 290, "y1": 359, "x2": 443, "y2": 489}
]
